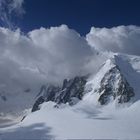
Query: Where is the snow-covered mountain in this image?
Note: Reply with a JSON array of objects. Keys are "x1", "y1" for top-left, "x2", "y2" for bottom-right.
[
  {"x1": 31, "y1": 54, "x2": 138, "y2": 113},
  {"x1": 84, "y1": 55, "x2": 136, "y2": 105},
  {"x1": 1, "y1": 53, "x2": 140, "y2": 115},
  {"x1": 1, "y1": 53, "x2": 140, "y2": 139}
]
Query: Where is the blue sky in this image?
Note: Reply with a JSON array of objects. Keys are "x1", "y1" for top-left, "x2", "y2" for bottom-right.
[
  {"x1": 0, "y1": 0, "x2": 140, "y2": 35},
  {"x1": 21, "y1": 0, "x2": 140, "y2": 35}
]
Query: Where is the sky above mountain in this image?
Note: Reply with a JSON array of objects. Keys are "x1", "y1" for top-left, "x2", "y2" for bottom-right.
[
  {"x1": 0, "y1": 0, "x2": 140, "y2": 90},
  {"x1": 0, "y1": 0, "x2": 140, "y2": 35}
]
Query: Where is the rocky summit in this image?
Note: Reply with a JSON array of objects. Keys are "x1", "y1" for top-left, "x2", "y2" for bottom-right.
[{"x1": 98, "y1": 65, "x2": 134, "y2": 105}]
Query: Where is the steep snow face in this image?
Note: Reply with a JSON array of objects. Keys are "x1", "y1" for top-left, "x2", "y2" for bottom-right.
[
  {"x1": 114, "y1": 54, "x2": 140, "y2": 101},
  {"x1": 84, "y1": 55, "x2": 135, "y2": 105}
]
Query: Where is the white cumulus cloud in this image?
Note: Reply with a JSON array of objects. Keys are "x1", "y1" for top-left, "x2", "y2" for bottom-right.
[
  {"x1": 86, "y1": 25, "x2": 140, "y2": 56},
  {"x1": 0, "y1": 25, "x2": 95, "y2": 94}
]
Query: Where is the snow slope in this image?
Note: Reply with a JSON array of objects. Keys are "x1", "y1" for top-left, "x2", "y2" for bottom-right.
[{"x1": 0, "y1": 100, "x2": 140, "y2": 139}]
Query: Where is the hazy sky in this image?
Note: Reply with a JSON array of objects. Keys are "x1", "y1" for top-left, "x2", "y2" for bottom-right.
[{"x1": 22, "y1": 0, "x2": 140, "y2": 35}]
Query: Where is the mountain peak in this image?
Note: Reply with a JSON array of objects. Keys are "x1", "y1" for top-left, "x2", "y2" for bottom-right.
[{"x1": 84, "y1": 56, "x2": 135, "y2": 105}]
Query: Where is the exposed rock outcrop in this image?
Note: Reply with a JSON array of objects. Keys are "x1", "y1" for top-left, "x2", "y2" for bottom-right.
[
  {"x1": 98, "y1": 65, "x2": 135, "y2": 105},
  {"x1": 32, "y1": 76, "x2": 87, "y2": 112}
]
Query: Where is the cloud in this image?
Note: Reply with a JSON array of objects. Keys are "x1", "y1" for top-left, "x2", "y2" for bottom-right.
[
  {"x1": 2, "y1": 24, "x2": 140, "y2": 96},
  {"x1": 28, "y1": 25, "x2": 95, "y2": 83},
  {"x1": 86, "y1": 25, "x2": 140, "y2": 56},
  {"x1": 0, "y1": 0, "x2": 25, "y2": 28},
  {"x1": 0, "y1": 25, "x2": 95, "y2": 93}
]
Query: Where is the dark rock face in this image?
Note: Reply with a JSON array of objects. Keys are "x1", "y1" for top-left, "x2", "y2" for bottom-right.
[
  {"x1": 32, "y1": 76, "x2": 87, "y2": 112},
  {"x1": 32, "y1": 96, "x2": 45, "y2": 112},
  {"x1": 98, "y1": 65, "x2": 135, "y2": 105},
  {"x1": 55, "y1": 76, "x2": 87, "y2": 104}
]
